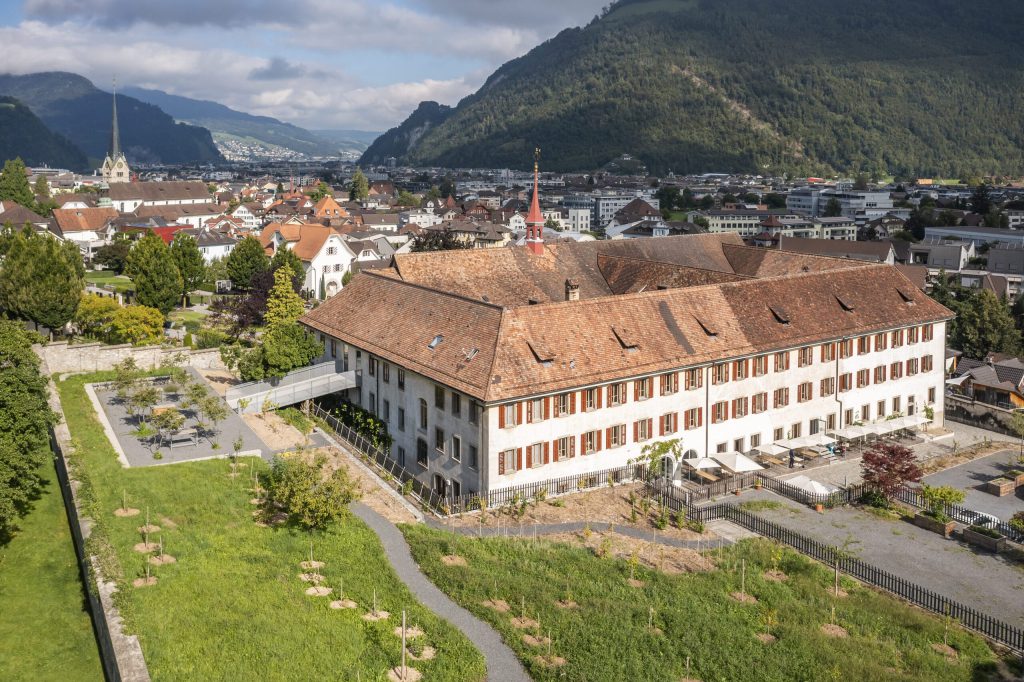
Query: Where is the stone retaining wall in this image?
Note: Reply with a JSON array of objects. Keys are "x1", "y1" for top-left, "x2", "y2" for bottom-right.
[{"x1": 34, "y1": 341, "x2": 224, "y2": 375}]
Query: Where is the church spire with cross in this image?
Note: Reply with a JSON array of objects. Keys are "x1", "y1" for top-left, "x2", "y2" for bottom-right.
[
  {"x1": 525, "y1": 147, "x2": 545, "y2": 255},
  {"x1": 101, "y1": 78, "x2": 130, "y2": 184}
]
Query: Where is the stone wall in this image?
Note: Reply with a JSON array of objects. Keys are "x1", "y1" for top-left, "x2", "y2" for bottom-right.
[{"x1": 34, "y1": 342, "x2": 225, "y2": 375}]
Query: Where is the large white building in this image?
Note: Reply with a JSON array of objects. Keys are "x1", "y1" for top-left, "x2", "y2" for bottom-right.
[{"x1": 301, "y1": 231, "x2": 950, "y2": 499}]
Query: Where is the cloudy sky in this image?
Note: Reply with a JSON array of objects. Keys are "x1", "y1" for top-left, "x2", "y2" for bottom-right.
[{"x1": 0, "y1": 0, "x2": 606, "y2": 131}]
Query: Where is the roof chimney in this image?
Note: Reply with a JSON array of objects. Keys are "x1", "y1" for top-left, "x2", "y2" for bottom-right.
[
  {"x1": 525, "y1": 147, "x2": 545, "y2": 256},
  {"x1": 565, "y1": 278, "x2": 580, "y2": 302}
]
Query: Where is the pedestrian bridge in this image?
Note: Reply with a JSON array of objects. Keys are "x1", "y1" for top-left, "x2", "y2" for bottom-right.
[{"x1": 225, "y1": 363, "x2": 357, "y2": 414}]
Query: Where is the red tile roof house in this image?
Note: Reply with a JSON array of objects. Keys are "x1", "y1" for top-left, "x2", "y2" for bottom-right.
[{"x1": 298, "y1": 167, "x2": 952, "y2": 502}]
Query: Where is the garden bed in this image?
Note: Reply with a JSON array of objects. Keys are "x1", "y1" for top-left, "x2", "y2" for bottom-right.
[
  {"x1": 402, "y1": 526, "x2": 1000, "y2": 682},
  {"x1": 913, "y1": 512, "x2": 956, "y2": 538},
  {"x1": 984, "y1": 478, "x2": 1016, "y2": 497},
  {"x1": 56, "y1": 371, "x2": 484, "y2": 680},
  {"x1": 962, "y1": 526, "x2": 1007, "y2": 553}
]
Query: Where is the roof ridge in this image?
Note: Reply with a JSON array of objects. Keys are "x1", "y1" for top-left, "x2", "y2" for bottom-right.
[
  {"x1": 596, "y1": 251, "x2": 754, "y2": 279},
  {"x1": 362, "y1": 270, "x2": 505, "y2": 310}
]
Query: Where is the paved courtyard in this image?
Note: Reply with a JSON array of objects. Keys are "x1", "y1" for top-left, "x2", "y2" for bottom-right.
[
  {"x1": 923, "y1": 449, "x2": 1024, "y2": 521},
  {"x1": 748, "y1": 495, "x2": 1024, "y2": 627},
  {"x1": 92, "y1": 368, "x2": 326, "y2": 467}
]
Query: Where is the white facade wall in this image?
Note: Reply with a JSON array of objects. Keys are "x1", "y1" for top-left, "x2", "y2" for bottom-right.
[
  {"x1": 198, "y1": 243, "x2": 234, "y2": 264},
  {"x1": 311, "y1": 322, "x2": 946, "y2": 496},
  {"x1": 485, "y1": 322, "x2": 946, "y2": 492},
  {"x1": 302, "y1": 235, "x2": 355, "y2": 299},
  {"x1": 568, "y1": 208, "x2": 590, "y2": 233}
]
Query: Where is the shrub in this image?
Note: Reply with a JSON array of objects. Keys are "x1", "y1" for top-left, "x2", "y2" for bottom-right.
[
  {"x1": 277, "y1": 407, "x2": 313, "y2": 434},
  {"x1": 919, "y1": 484, "x2": 965, "y2": 523},
  {"x1": 267, "y1": 454, "x2": 361, "y2": 530},
  {"x1": 860, "y1": 488, "x2": 890, "y2": 509},
  {"x1": 182, "y1": 332, "x2": 193, "y2": 348},
  {"x1": 195, "y1": 328, "x2": 229, "y2": 349},
  {"x1": 1009, "y1": 511, "x2": 1024, "y2": 534},
  {"x1": 968, "y1": 525, "x2": 1001, "y2": 539}
]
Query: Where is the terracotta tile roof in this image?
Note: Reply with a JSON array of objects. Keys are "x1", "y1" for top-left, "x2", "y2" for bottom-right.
[
  {"x1": 133, "y1": 203, "x2": 223, "y2": 220},
  {"x1": 301, "y1": 274, "x2": 504, "y2": 399},
  {"x1": 261, "y1": 223, "x2": 336, "y2": 261},
  {"x1": 722, "y1": 243, "x2": 867, "y2": 278},
  {"x1": 597, "y1": 254, "x2": 749, "y2": 294},
  {"x1": 776, "y1": 236, "x2": 894, "y2": 262},
  {"x1": 301, "y1": 261, "x2": 952, "y2": 403},
  {"x1": 52, "y1": 207, "x2": 119, "y2": 233},
  {"x1": 391, "y1": 233, "x2": 747, "y2": 307},
  {"x1": 0, "y1": 201, "x2": 45, "y2": 225}
]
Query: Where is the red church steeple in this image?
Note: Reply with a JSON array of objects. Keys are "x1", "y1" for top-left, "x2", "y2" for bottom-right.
[{"x1": 525, "y1": 147, "x2": 544, "y2": 255}]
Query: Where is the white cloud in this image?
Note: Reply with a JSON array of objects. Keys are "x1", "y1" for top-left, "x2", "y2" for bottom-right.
[
  {"x1": 0, "y1": 20, "x2": 478, "y2": 129},
  {"x1": 6, "y1": 0, "x2": 605, "y2": 129}
]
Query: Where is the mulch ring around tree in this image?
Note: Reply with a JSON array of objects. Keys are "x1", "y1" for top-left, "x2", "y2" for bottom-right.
[
  {"x1": 387, "y1": 665, "x2": 421, "y2": 682},
  {"x1": 133, "y1": 542, "x2": 160, "y2": 554},
  {"x1": 627, "y1": 578, "x2": 646, "y2": 588},
  {"x1": 394, "y1": 625, "x2": 424, "y2": 639},
  {"x1": 523, "y1": 634, "x2": 551, "y2": 647},
  {"x1": 730, "y1": 592, "x2": 757, "y2": 604},
  {"x1": 148, "y1": 554, "x2": 176, "y2": 566},
  {"x1": 300, "y1": 560, "x2": 325, "y2": 570},
  {"x1": 299, "y1": 572, "x2": 325, "y2": 583},
  {"x1": 405, "y1": 646, "x2": 435, "y2": 662},
  {"x1": 510, "y1": 616, "x2": 539, "y2": 629},
  {"x1": 114, "y1": 507, "x2": 140, "y2": 517},
  {"x1": 821, "y1": 624, "x2": 848, "y2": 638},
  {"x1": 363, "y1": 610, "x2": 390, "y2": 622},
  {"x1": 329, "y1": 598, "x2": 357, "y2": 610},
  {"x1": 534, "y1": 655, "x2": 566, "y2": 668},
  {"x1": 481, "y1": 599, "x2": 510, "y2": 612},
  {"x1": 555, "y1": 599, "x2": 578, "y2": 609},
  {"x1": 132, "y1": 576, "x2": 158, "y2": 588},
  {"x1": 757, "y1": 633, "x2": 777, "y2": 644},
  {"x1": 137, "y1": 524, "x2": 160, "y2": 534},
  {"x1": 305, "y1": 586, "x2": 332, "y2": 597},
  {"x1": 441, "y1": 555, "x2": 467, "y2": 566},
  {"x1": 762, "y1": 570, "x2": 788, "y2": 582},
  {"x1": 931, "y1": 643, "x2": 959, "y2": 661}
]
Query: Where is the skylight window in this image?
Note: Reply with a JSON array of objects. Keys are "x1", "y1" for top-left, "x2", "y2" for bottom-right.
[{"x1": 428, "y1": 334, "x2": 444, "y2": 349}]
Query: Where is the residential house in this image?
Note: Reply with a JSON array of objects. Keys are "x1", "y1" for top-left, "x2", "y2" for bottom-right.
[
  {"x1": 51, "y1": 207, "x2": 119, "y2": 261},
  {"x1": 260, "y1": 223, "x2": 356, "y2": 299}
]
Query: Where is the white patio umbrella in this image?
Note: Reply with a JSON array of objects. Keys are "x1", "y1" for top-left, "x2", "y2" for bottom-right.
[
  {"x1": 682, "y1": 457, "x2": 720, "y2": 470},
  {"x1": 712, "y1": 451, "x2": 763, "y2": 473},
  {"x1": 756, "y1": 443, "x2": 788, "y2": 457},
  {"x1": 784, "y1": 474, "x2": 839, "y2": 495}
]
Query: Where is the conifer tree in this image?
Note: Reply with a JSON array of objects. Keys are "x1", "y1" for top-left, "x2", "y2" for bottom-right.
[
  {"x1": 226, "y1": 235, "x2": 269, "y2": 291},
  {"x1": 170, "y1": 232, "x2": 205, "y2": 306},
  {"x1": 0, "y1": 158, "x2": 34, "y2": 207},
  {"x1": 126, "y1": 234, "x2": 182, "y2": 315},
  {"x1": 349, "y1": 168, "x2": 369, "y2": 201}
]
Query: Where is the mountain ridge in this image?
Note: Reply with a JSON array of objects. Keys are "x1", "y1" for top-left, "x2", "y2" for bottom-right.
[
  {"x1": 0, "y1": 96, "x2": 88, "y2": 170},
  {"x1": 371, "y1": 0, "x2": 1024, "y2": 176},
  {"x1": 0, "y1": 72, "x2": 222, "y2": 165}
]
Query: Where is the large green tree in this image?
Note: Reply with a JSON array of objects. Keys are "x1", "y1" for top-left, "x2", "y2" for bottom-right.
[
  {"x1": 226, "y1": 235, "x2": 269, "y2": 291},
  {"x1": 0, "y1": 321, "x2": 57, "y2": 540},
  {"x1": 0, "y1": 227, "x2": 83, "y2": 334},
  {"x1": 93, "y1": 236, "x2": 131, "y2": 275},
  {"x1": 349, "y1": 168, "x2": 369, "y2": 201},
  {"x1": 169, "y1": 232, "x2": 205, "y2": 306},
  {"x1": 0, "y1": 158, "x2": 34, "y2": 208},
  {"x1": 234, "y1": 265, "x2": 321, "y2": 381},
  {"x1": 126, "y1": 234, "x2": 182, "y2": 316},
  {"x1": 954, "y1": 289, "x2": 1020, "y2": 359},
  {"x1": 270, "y1": 247, "x2": 305, "y2": 287}
]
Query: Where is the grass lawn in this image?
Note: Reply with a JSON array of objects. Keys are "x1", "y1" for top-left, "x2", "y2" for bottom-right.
[
  {"x1": 403, "y1": 525, "x2": 1003, "y2": 682},
  {"x1": 167, "y1": 309, "x2": 207, "y2": 326},
  {"x1": 57, "y1": 371, "x2": 485, "y2": 681},
  {"x1": 0, "y1": 457, "x2": 103, "y2": 680},
  {"x1": 85, "y1": 270, "x2": 134, "y2": 294}
]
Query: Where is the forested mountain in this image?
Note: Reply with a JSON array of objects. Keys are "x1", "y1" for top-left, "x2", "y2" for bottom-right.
[
  {"x1": 382, "y1": 0, "x2": 1024, "y2": 176},
  {"x1": 0, "y1": 72, "x2": 222, "y2": 164},
  {"x1": 311, "y1": 130, "x2": 381, "y2": 157},
  {"x1": 0, "y1": 96, "x2": 88, "y2": 170},
  {"x1": 359, "y1": 101, "x2": 452, "y2": 165},
  {"x1": 123, "y1": 87, "x2": 332, "y2": 156}
]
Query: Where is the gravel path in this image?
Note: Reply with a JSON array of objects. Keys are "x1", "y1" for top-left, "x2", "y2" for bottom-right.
[{"x1": 351, "y1": 502, "x2": 531, "y2": 682}]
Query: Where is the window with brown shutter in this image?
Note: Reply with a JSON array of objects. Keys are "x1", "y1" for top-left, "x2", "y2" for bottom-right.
[
  {"x1": 821, "y1": 343, "x2": 836, "y2": 362},
  {"x1": 516, "y1": 402, "x2": 523, "y2": 425},
  {"x1": 544, "y1": 441, "x2": 550, "y2": 464},
  {"x1": 544, "y1": 396, "x2": 551, "y2": 419},
  {"x1": 516, "y1": 448, "x2": 523, "y2": 471}
]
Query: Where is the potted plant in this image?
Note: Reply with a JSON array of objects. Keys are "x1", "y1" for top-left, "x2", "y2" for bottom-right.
[
  {"x1": 961, "y1": 524, "x2": 1007, "y2": 552},
  {"x1": 985, "y1": 477, "x2": 1016, "y2": 497},
  {"x1": 913, "y1": 484, "x2": 965, "y2": 538}
]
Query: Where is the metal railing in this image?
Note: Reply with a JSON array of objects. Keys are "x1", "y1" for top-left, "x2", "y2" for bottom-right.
[{"x1": 893, "y1": 486, "x2": 1024, "y2": 543}]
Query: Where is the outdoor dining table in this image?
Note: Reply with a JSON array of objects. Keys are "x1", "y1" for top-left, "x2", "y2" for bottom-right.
[{"x1": 694, "y1": 470, "x2": 720, "y2": 483}]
